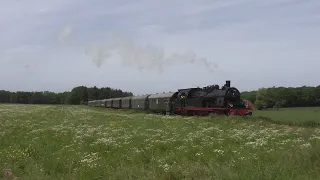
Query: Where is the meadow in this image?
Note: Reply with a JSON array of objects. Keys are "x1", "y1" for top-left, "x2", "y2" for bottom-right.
[
  {"x1": 252, "y1": 107, "x2": 320, "y2": 126},
  {"x1": 0, "y1": 104, "x2": 319, "y2": 180}
]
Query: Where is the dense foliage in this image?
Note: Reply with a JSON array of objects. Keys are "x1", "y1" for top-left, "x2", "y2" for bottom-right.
[
  {"x1": 241, "y1": 85, "x2": 320, "y2": 109},
  {"x1": 0, "y1": 86, "x2": 133, "y2": 105}
]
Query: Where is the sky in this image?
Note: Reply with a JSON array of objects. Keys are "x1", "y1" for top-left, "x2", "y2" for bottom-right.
[{"x1": 0, "y1": 0, "x2": 319, "y2": 95}]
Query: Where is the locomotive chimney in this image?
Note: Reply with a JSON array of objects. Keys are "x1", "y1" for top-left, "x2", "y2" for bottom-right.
[{"x1": 226, "y1": 80, "x2": 230, "y2": 87}]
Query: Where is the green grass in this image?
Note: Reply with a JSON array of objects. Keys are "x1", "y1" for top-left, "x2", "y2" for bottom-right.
[
  {"x1": 0, "y1": 104, "x2": 319, "y2": 180},
  {"x1": 252, "y1": 107, "x2": 320, "y2": 126}
]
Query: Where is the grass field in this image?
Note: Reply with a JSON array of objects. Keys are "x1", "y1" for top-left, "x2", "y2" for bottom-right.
[
  {"x1": 0, "y1": 104, "x2": 319, "y2": 180},
  {"x1": 252, "y1": 107, "x2": 320, "y2": 126}
]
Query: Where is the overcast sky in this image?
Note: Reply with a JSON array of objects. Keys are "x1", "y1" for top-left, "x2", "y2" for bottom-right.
[{"x1": 1, "y1": 0, "x2": 319, "y2": 95}]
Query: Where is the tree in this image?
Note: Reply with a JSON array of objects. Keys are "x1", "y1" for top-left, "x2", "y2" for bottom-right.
[
  {"x1": 68, "y1": 86, "x2": 88, "y2": 105},
  {"x1": 241, "y1": 91, "x2": 257, "y2": 103},
  {"x1": 255, "y1": 100, "x2": 267, "y2": 110},
  {"x1": 242, "y1": 85, "x2": 319, "y2": 109}
]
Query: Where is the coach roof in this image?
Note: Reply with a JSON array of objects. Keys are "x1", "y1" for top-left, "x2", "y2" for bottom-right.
[
  {"x1": 112, "y1": 97, "x2": 122, "y2": 100},
  {"x1": 148, "y1": 92, "x2": 177, "y2": 99},
  {"x1": 131, "y1": 95, "x2": 150, "y2": 100},
  {"x1": 121, "y1": 96, "x2": 132, "y2": 100}
]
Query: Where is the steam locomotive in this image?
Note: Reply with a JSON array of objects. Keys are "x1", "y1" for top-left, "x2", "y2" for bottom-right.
[{"x1": 87, "y1": 80, "x2": 252, "y2": 116}]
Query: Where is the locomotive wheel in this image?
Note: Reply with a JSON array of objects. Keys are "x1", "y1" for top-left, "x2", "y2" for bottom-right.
[{"x1": 183, "y1": 110, "x2": 193, "y2": 116}]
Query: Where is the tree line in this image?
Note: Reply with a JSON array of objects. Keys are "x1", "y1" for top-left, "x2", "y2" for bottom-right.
[
  {"x1": 241, "y1": 85, "x2": 320, "y2": 109},
  {"x1": 1, "y1": 84, "x2": 319, "y2": 109},
  {"x1": 0, "y1": 86, "x2": 133, "y2": 105}
]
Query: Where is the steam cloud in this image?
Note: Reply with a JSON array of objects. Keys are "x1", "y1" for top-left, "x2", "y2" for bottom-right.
[
  {"x1": 58, "y1": 26, "x2": 72, "y2": 43},
  {"x1": 59, "y1": 26, "x2": 218, "y2": 73}
]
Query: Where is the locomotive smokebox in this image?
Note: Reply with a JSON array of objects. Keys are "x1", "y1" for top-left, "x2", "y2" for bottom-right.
[{"x1": 226, "y1": 80, "x2": 231, "y2": 87}]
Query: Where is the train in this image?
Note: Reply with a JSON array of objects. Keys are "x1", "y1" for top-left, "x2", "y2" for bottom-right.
[{"x1": 87, "y1": 80, "x2": 252, "y2": 116}]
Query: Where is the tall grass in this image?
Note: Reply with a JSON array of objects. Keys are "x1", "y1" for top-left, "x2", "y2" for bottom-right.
[{"x1": 0, "y1": 104, "x2": 319, "y2": 179}]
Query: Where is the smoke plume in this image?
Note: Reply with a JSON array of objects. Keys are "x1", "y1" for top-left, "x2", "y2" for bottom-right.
[
  {"x1": 57, "y1": 26, "x2": 218, "y2": 73},
  {"x1": 84, "y1": 31, "x2": 219, "y2": 73},
  {"x1": 58, "y1": 26, "x2": 72, "y2": 43},
  {"x1": 84, "y1": 43, "x2": 112, "y2": 68}
]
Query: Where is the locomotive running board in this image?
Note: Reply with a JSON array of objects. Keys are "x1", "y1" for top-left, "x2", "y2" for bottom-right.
[{"x1": 175, "y1": 106, "x2": 251, "y2": 116}]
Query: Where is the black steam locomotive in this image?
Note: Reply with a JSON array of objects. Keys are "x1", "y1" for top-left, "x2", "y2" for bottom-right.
[{"x1": 88, "y1": 80, "x2": 251, "y2": 116}]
